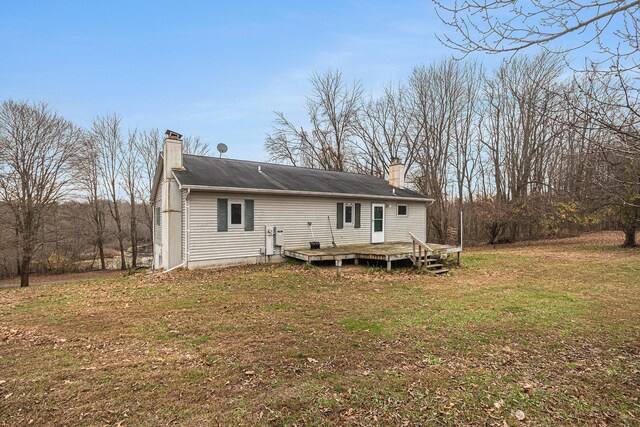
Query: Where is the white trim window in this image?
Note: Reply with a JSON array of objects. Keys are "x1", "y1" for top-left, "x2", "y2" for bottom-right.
[
  {"x1": 344, "y1": 203, "x2": 353, "y2": 226},
  {"x1": 397, "y1": 204, "x2": 408, "y2": 217},
  {"x1": 229, "y1": 200, "x2": 244, "y2": 227}
]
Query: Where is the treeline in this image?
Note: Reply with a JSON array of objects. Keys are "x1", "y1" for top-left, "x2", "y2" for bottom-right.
[
  {"x1": 265, "y1": 52, "x2": 640, "y2": 247},
  {"x1": 0, "y1": 200, "x2": 150, "y2": 279},
  {"x1": 0, "y1": 105, "x2": 208, "y2": 286}
]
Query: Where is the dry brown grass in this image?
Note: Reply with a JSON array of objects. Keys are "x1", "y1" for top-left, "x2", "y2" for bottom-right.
[
  {"x1": 0, "y1": 270, "x2": 125, "y2": 289},
  {"x1": 0, "y1": 232, "x2": 638, "y2": 426}
]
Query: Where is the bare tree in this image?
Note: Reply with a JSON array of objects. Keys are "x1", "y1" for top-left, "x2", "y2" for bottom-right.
[
  {"x1": 134, "y1": 129, "x2": 162, "y2": 248},
  {"x1": 409, "y1": 59, "x2": 484, "y2": 243},
  {"x1": 122, "y1": 130, "x2": 140, "y2": 268},
  {"x1": 480, "y1": 53, "x2": 566, "y2": 242},
  {"x1": 183, "y1": 135, "x2": 210, "y2": 156},
  {"x1": 355, "y1": 84, "x2": 423, "y2": 179},
  {"x1": 433, "y1": 0, "x2": 640, "y2": 246},
  {"x1": 433, "y1": 1, "x2": 640, "y2": 64},
  {"x1": 569, "y1": 70, "x2": 640, "y2": 246},
  {"x1": 75, "y1": 131, "x2": 107, "y2": 269},
  {"x1": 91, "y1": 114, "x2": 127, "y2": 270},
  {"x1": 0, "y1": 100, "x2": 80, "y2": 286},
  {"x1": 266, "y1": 70, "x2": 363, "y2": 171}
]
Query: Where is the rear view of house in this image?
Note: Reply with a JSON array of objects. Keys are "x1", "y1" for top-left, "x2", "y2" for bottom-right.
[{"x1": 151, "y1": 131, "x2": 434, "y2": 271}]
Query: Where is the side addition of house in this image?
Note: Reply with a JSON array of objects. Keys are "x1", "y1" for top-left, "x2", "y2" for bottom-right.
[{"x1": 150, "y1": 130, "x2": 435, "y2": 271}]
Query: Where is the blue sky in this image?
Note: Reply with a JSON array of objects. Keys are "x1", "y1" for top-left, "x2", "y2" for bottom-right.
[
  {"x1": 1, "y1": 1, "x2": 460, "y2": 160},
  {"x1": 1, "y1": 1, "x2": 593, "y2": 161}
]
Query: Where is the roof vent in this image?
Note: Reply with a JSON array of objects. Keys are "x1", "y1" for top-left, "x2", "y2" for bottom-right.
[{"x1": 258, "y1": 165, "x2": 262, "y2": 173}]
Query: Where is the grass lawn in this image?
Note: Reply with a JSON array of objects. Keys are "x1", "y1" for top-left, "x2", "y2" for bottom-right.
[{"x1": 1, "y1": 232, "x2": 639, "y2": 426}]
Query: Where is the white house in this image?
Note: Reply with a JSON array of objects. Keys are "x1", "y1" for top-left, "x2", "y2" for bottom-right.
[{"x1": 151, "y1": 131, "x2": 434, "y2": 271}]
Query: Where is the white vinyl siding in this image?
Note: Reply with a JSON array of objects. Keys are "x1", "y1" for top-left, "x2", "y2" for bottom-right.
[
  {"x1": 154, "y1": 181, "x2": 163, "y2": 247},
  {"x1": 187, "y1": 192, "x2": 427, "y2": 263}
]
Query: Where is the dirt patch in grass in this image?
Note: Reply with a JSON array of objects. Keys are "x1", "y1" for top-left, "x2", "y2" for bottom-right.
[{"x1": 0, "y1": 232, "x2": 639, "y2": 425}]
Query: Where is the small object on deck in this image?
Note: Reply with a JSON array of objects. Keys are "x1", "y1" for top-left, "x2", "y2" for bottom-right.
[{"x1": 307, "y1": 221, "x2": 320, "y2": 249}]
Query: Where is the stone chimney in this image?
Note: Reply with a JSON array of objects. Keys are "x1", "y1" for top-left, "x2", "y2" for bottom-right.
[
  {"x1": 389, "y1": 157, "x2": 405, "y2": 188},
  {"x1": 161, "y1": 130, "x2": 184, "y2": 270}
]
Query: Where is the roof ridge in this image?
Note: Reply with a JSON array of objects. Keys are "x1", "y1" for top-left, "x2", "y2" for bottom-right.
[{"x1": 182, "y1": 153, "x2": 387, "y2": 180}]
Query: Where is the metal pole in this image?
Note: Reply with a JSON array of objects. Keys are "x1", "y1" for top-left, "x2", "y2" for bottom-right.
[{"x1": 459, "y1": 210, "x2": 464, "y2": 251}]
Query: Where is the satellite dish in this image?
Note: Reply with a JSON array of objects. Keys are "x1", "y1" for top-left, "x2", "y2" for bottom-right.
[{"x1": 216, "y1": 143, "x2": 228, "y2": 158}]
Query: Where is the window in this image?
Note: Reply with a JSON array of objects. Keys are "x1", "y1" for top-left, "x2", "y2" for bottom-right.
[
  {"x1": 397, "y1": 204, "x2": 408, "y2": 217},
  {"x1": 155, "y1": 207, "x2": 161, "y2": 225},
  {"x1": 344, "y1": 203, "x2": 353, "y2": 225},
  {"x1": 230, "y1": 201, "x2": 243, "y2": 226}
]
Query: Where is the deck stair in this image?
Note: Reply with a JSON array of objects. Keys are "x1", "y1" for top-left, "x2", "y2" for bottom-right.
[{"x1": 409, "y1": 233, "x2": 450, "y2": 275}]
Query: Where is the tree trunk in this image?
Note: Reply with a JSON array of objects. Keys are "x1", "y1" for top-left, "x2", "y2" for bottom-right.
[
  {"x1": 94, "y1": 200, "x2": 106, "y2": 270},
  {"x1": 98, "y1": 238, "x2": 106, "y2": 270},
  {"x1": 622, "y1": 226, "x2": 636, "y2": 247},
  {"x1": 129, "y1": 195, "x2": 138, "y2": 269},
  {"x1": 117, "y1": 235, "x2": 126, "y2": 270},
  {"x1": 15, "y1": 228, "x2": 21, "y2": 276},
  {"x1": 621, "y1": 204, "x2": 639, "y2": 248},
  {"x1": 111, "y1": 197, "x2": 127, "y2": 270},
  {"x1": 19, "y1": 255, "x2": 31, "y2": 287},
  {"x1": 489, "y1": 222, "x2": 499, "y2": 244}
]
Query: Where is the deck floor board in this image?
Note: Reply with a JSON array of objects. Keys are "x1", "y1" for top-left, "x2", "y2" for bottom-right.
[{"x1": 283, "y1": 241, "x2": 460, "y2": 263}]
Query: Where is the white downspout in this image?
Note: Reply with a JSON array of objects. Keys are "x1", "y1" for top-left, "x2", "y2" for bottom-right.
[
  {"x1": 161, "y1": 261, "x2": 185, "y2": 274},
  {"x1": 161, "y1": 189, "x2": 190, "y2": 274},
  {"x1": 185, "y1": 188, "x2": 190, "y2": 269}
]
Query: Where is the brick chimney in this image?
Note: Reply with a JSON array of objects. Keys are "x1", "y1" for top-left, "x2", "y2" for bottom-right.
[{"x1": 389, "y1": 157, "x2": 405, "y2": 188}]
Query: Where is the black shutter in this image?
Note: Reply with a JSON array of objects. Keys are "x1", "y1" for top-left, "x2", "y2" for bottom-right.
[
  {"x1": 337, "y1": 202, "x2": 344, "y2": 229},
  {"x1": 354, "y1": 203, "x2": 361, "y2": 228},
  {"x1": 244, "y1": 199, "x2": 254, "y2": 231},
  {"x1": 217, "y1": 198, "x2": 228, "y2": 232}
]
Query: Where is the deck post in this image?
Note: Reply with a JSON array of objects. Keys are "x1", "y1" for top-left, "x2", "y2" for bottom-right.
[
  {"x1": 354, "y1": 258, "x2": 359, "y2": 266},
  {"x1": 412, "y1": 241, "x2": 416, "y2": 265},
  {"x1": 418, "y1": 246, "x2": 422, "y2": 269},
  {"x1": 386, "y1": 259, "x2": 392, "y2": 272},
  {"x1": 336, "y1": 259, "x2": 342, "y2": 278}
]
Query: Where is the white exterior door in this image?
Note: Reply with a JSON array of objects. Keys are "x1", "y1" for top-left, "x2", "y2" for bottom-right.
[{"x1": 371, "y1": 203, "x2": 385, "y2": 243}]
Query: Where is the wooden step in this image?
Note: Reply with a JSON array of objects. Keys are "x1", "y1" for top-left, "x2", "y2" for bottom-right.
[
  {"x1": 425, "y1": 263, "x2": 444, "y2": 269},
  {"x1": 411, "y1": 257, "x2": 438, "y2": 264},
  {"x1": 430, "y1": 268, "x2": 449, "y2": 275}
]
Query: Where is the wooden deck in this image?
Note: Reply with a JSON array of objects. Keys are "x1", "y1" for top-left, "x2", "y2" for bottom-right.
[{"x1": 284, "y1": 241, "x2": 461, "y2": 272}]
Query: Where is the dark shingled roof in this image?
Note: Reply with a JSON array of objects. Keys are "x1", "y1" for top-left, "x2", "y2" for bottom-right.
[{"x1": 172, "y1": 155, "x2": 431, "y2": 200}]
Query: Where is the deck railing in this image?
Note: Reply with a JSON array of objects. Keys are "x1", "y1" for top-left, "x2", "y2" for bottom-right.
[{"x1": 409, "y1": 233, "x2": 434, "y2": 269}]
